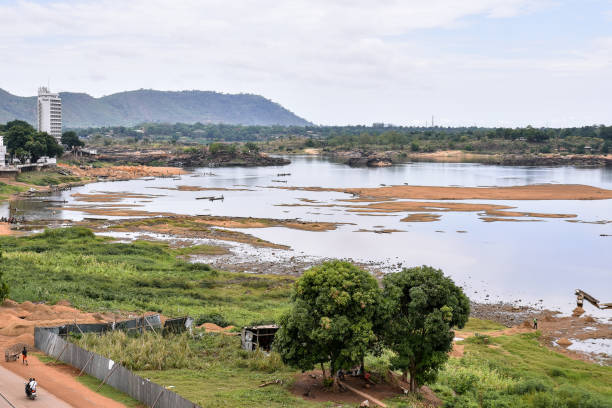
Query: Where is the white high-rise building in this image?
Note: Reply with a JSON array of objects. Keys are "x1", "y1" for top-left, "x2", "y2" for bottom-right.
[
  {"x1": 37, "y1": 86, "x2": 62, "y2": 140},
  {"x1": 0, "y1": 136, "x2": 6, "y2": 167}
]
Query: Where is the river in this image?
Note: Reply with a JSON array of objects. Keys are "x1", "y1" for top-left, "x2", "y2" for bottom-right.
[{"x1": 3, "y1": 156, "x2": 612, "y2": 316}]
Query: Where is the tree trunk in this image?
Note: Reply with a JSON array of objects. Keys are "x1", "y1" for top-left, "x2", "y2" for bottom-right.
[
  {"x1": 401, "y1": 370, "x2": 407, "y2": 383},
  {"x1": 360, "y1": 354, "x2": 365, "y2": 377},
  {"x1": 320, "y1": 363, "x2": 326, "y2": 380},
  {"x1": 409, "y1": 368, "x2": 418, "y2": 393}
]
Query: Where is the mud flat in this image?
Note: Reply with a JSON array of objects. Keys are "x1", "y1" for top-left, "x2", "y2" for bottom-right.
[
  {"x1": 80, "y1": 215, "x2": 345, "y2": 249},
  {"x1": 278, "y1": 183, "x2": 612, "y2": 201},
  {"x1": 61, "y1": 163, "x2": 185, "y2": 179}
]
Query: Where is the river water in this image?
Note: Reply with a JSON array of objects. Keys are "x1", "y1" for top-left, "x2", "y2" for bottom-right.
[{"x1": 3, "y1": 156, "x2": 612, "y2": 316}]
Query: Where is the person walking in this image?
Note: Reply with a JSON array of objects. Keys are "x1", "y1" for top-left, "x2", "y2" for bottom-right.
[
  {"x1": 21, "y1": 346, "x2": 28, "y2": 366},
  {"x1": 533, "y1": 318, "x2": 538, "y2": 330}
]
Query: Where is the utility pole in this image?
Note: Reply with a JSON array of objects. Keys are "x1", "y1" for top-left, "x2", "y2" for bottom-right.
[{"x1": 431, "y1": 115, "x2": 434, "y2": 127}]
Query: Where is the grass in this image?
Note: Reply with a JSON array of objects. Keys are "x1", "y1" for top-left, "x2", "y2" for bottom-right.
[
  {"x1": 15, "y1": 169, "x2": 84, "y2": 186},
  {"x1": 433, "y1": 332, "x2": 612, "y2": 407},
  {"x1": 0, "y1": 227, "x2": 294, "y2": 326},
  {"x1": 460, "y1": 317, "x2": 506, "y2": 332},
  {"x1": 0, "y1": 181, "x2": 26, "y2": 200}
]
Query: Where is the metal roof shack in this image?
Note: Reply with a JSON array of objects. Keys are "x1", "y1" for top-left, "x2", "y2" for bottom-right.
[{"x1": 240, "y1": 325, "x2": 279, "y2": 351}]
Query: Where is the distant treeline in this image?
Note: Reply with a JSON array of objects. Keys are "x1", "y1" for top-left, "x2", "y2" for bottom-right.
[{"x1": 73, "y1": 123, "x2": 612, "y2": 153}]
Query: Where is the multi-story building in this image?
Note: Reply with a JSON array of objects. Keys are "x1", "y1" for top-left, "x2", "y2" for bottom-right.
[
  {"x1": 37, "y1": 86, "x2": 62, "y2": 140},
  {"x1": 0, "y1": 136, "x2": 6, "y2": 167}
]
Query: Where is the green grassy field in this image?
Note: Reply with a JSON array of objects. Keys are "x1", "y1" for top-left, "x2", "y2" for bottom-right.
[
  {"x1": 3, "y1": 228, "x2": 611, "y2": 407},
  {"x1": 0, "y1": 181, "x2": 26, "y2": 200},
  {"x1": 15, "y1": 169, "x2": 84, "y2": 186},
  {"x1": 0, "y1": 227, "x2": 293, "y2": 325}
]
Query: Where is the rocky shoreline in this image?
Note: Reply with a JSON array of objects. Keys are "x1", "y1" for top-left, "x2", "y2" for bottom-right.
[{"x1": 330, "y1": 149, "x2": 612, "y2": 167}]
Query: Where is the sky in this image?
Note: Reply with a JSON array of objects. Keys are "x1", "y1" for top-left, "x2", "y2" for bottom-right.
[{"x1": 1, "y1": 0, "x2": 611, "y2": 127}]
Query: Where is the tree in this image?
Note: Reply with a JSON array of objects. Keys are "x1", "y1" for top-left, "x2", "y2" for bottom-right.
[
  {"x1": 274, "y1": 261, "x2": 381, "y2": 387},
  {"x1": 381, "y1": 266, "x2": 470, "y2": 392},
  {"x1": 0, "y1": 251, "x2": 8, "y2": 302},
  {"x1": 4, "y1": 120, "x2": 63, "y2": 162},
  {"x1": 61, "y1": 131, "x2": 84, "y2": 149}
]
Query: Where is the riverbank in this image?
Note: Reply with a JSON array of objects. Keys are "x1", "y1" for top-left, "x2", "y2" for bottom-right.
[
  {"x1": 285, "y1": 148, "x2": 612, "y2": 167},
  {"x1": 66, "y1": 146, "x2": 290, "y2": 167}
]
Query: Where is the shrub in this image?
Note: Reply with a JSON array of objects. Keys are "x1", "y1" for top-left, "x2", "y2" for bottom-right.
[
  {"x1": 447, "y1": 371, "x2": 479, "y2": 394},
  {"x1": 195, "y1": 313, "x2": 230, "y2": 327},
  {"x1": 510, "y1": 378, "x2": 550, "y2": 395}
]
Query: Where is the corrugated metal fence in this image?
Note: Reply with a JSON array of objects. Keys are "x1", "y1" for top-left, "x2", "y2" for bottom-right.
[{"x1": 35, "y1": 326, "x2": 200, "y2": 408}]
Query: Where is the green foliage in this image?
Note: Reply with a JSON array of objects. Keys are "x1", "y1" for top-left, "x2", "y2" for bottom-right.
[
  {"x1": 434, "y1": 333, "x2": 612, "y2": 408},
  {"x1": 61, "y1": 131, "x2": 84, "y2": 148},
  {"x1": 74, "y1": 331, "x2": 198, "y2": 370},
  {"x1": 274, "y1": 261, "x2": 382, "y2": 379},
  {"x1": 3, "y1": 120, "x2": 63, "y2": 162},
  {"x1": 380, "y1": 266, "x2": 470, "y2": 391},
  {"x1": 0, "y1": 227, "x2": 295, "y2": 325},
  {"x1": 0, "y1": 254, "x2": 8, "y2": 302}
]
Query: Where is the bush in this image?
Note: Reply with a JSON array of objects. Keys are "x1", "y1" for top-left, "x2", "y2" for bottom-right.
[
  {"x1": 195, "y1": 313, "x2": 230, "y2": 327},
  {"x1": 447, "y1": 371, "x2": 479, "y2": 394},
  {"x1": 510, "y1": 378, "x2": 550, "y2": 395}
]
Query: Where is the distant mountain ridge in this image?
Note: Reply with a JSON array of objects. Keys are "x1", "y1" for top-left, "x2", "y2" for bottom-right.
[{"x1": 0, "y1": 88, "x2": 310, "y2": 128}]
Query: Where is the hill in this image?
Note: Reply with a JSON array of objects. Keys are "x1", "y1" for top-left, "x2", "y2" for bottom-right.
[{"x1": 0, "y1": 88, "x2": 310, "y2": 128}]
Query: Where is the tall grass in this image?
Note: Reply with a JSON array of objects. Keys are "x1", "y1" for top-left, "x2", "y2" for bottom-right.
[{"x1": 73, "y1": 332, "x2": 199, "y2": 370}]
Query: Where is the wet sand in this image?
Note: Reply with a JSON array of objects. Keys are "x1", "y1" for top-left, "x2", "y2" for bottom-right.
[{"x1": 278, "y1": 183, "x2": 612, "y2": 200}]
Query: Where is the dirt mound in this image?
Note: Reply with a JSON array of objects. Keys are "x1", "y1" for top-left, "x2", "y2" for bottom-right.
[
  {"x1": 198, "y1": 322, "x2": 236, "y2": 333},
  {"x1": 557, "y1": 337, "x2": 573, "y2": 347},
  {"x1": 0, "y1": 299, "x2": 120, "y2": 352},
  {"x1": 572, "y1": 307, "x2": 585, "y2": 317}
]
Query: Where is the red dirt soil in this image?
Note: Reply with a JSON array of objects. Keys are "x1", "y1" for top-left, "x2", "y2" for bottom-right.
[
  {"x1": 1, "y1": 354, "x2": 131, "y2": 408},
  {"x1": 292, "y1": 370, "x2": 442, "y2": 407},
  {"x1": 0, "y1": 300, "x2": 131, "y2": 407}
]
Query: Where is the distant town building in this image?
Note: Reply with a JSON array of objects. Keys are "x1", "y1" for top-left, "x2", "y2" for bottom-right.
[
  {"x1": 0, "y1": 136, "x2": 6, "y2": 167},
  {"x1": 37, "y1": 86, "x2": 62, "y2": 140}
]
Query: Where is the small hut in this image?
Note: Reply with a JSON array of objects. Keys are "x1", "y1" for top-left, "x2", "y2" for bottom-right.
[{"x1": 240, "y1": 325, "x2": 279, "y2": 351}]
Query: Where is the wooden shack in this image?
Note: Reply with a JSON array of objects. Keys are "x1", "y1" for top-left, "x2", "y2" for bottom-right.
[{"x1": 240, "y1": 325, "x2": 279, "y2": 351}]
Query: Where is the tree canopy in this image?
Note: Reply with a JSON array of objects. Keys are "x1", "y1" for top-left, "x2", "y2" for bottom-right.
[
  {"x1": 274, "y1": 261, "x2": 382, "y2": 385},
  {"x1": 380, "y1": 266, "x2": 470, "y2": 392},
  {"x1": 3, "y1": 120, "x2": 63, "y2": 163},
  {"x1": 61, "y1": 131, "x2": 84, "y2": 149}
]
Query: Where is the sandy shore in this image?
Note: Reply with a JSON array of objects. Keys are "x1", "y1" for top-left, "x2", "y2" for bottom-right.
[
  {"x1": 0, "y1": 222, "x2": 12, "y2": 236},
  {"x1": 279, "y1": 183, "x2": 612, "y2": 201}
]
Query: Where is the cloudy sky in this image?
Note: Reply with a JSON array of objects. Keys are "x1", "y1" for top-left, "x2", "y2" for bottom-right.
[{"x1": 1, "y1": 0, "x2": 611, "y2": 126}]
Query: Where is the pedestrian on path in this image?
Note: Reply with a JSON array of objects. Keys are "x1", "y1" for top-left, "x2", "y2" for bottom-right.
[
  {"x1": 21, "y1": 346, "x2": 28, "y2": 366},
  {"x1": 533, "y1": 318, "x2": 538, "y2": 330}
]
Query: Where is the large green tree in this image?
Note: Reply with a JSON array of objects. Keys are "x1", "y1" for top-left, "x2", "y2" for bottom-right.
[
  {"x1": 274, "y1": 260, "x2": 381, "y2": 387},
  {"x1": 381, "y1": 266, "x2": 470, "y2": 392},
  {"x1": 61, "y1": 131, "x2": 85, "y2": 149},
  {"x1": 4, "y1": 120, "x2": 63, "y2": 162}
]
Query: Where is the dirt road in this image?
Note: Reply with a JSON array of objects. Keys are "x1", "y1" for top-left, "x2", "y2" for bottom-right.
[
  {"x1": 0, "y1": 355, "x2": 127, "y2": 408},
  {"x1": 0, "y1": 364, "x2": 72, "y2": 408}
]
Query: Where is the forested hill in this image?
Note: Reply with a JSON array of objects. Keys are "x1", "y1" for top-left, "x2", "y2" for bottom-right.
[{"x1": 0, "y1": 88, "x2": 310, "y2": 127}]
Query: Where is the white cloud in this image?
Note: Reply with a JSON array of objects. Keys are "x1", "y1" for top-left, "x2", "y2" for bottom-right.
[{"x1": 0, "y1": 0, "x2": 610, "y2": 126}]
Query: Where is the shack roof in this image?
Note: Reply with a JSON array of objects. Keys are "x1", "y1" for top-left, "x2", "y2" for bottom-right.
[{"x1": 243, "y1": 325, "x2": 279, "y2": 330}]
